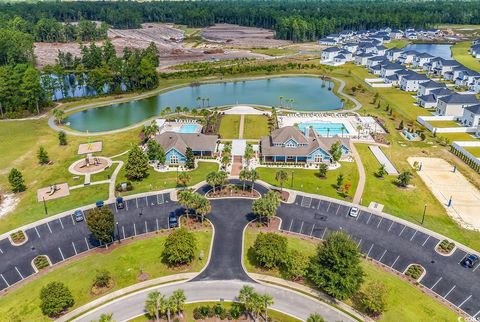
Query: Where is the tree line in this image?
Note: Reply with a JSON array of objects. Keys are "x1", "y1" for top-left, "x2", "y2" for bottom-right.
[{"x1": 1, "y1": 1, "x2": 480, "y2": 41}]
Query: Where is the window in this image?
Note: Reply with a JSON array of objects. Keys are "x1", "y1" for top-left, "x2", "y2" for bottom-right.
[
  {"x1": 170, "y1": 155, "x2": 178, "y2": 164},
  {"x1": 285, "y1": 142, "x2": 296, "y2": 148},
  {"x1": 314, "y1": 155, "x2": 323, "y2": 163}
]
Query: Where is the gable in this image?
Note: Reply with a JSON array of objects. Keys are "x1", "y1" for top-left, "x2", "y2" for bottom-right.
[
  {"x1": 166, "y1": 147, "x2": 185, "y2": 158},
  {"x1": 284, "y1": 138, "x2": 299, "y2": 147}
]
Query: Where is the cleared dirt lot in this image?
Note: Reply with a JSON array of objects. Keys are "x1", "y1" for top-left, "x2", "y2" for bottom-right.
[
  {"x1": 201, "y1": 23, "x2": 291, "y2": 48},
  {"x1": 34, "y1": 23, "x2": 278, "y2": 68}
]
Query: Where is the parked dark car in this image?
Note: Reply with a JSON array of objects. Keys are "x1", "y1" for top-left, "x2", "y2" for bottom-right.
[
  {"x1": 168, "y1": 212, "x2": 179, "y2": 228},
  {"x1": 461, "y1": 254, "x2": 479, "y2": 268},
  {"x1": 116, "y1": 197, "x2": 125, "y2": 209},
  {"x1": 95, "y1": 201, "x2": 104, "y2": 208},
  {"x1": 73, "y1": 210, "x2": 84, "y2": 222}
]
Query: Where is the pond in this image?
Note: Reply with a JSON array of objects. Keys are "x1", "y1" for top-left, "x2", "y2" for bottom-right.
[
  {"x1": 65, "y1": 77, "x2": 344, "y2": 132},
  {"x1": 403, "y1": 43, "x2": 452, "y2": 59}
]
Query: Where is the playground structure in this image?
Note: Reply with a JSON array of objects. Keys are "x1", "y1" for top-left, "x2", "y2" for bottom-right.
[{"x1": 36, "y1": 183, "x2": 70, "y2": 202}]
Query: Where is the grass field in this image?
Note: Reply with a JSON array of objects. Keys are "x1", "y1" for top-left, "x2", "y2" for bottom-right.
[
  {"x1": 219, "y1": 115, "x2": 241, "y2": 139},
  {"x1": 428, "y1": 120, "x2": 461, "y2": 128},
  {"x1": 115, "y1": 161, "x2": 218, "y2": 196},
  {"x1": 0, "y1": 229, "x2": 213, "y2": 322},
  {"x1": 385, "y1": 39, "x2": 409, "y2": 49},
  {"x1": 243, "y1": 228, "x2": 458, "y2": 322},
  {"x1": 465, "y1": 146, "x2": 480, "y2": 157},
  {"x1": 451, "y1": 41, "x2": 480, "y2": 72},
  {"x1": 130, "y1": 301, "x2": 301, "y2": 322},
  {"x1": 256, "y1": 161, "x2": 359, "y2": 200},
  {"x1": 440, "y1": 132, "x2": 477, "y2": 142},
  {"x1": 355, "y1": 143, "x2": 480, "y2": 251},
  {"x1": 243, "y1": 115, "x2": 270, "y2": 139},
  {"x1": 250, "y1": 48, "x2": 298, "y2": 57}
]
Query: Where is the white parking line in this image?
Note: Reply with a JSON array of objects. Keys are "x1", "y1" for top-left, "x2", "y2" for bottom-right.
[
  {"x1": 473, "y1": 309, "x2": 480, "y2": 318},
  {"x1": 72, "y1": 242, "x2": 77, "y2": 255},
  {"x1": 366, "y1": 213, "x2": 372, "y2": 224},
  {"x1": 288, "y1": 219, "x2": 293, "y2": 231},
  {"x1": 115, "y1": 204, "x2": 118, "y2": 213},
  {"x1": 156, "y1": 218, "x2": 159, "y2": 231},
  {"x1": 0, "y1": 248, "x2": 3, "y2": 254},
  {"x1": 379, "y1": 249, "x2": 387, "y2": 261},
  {"x1": 355, "y1": 212, "x2": 361, "y2": 221},
  {"x1": 377, "y1": 218, "x2": 383, "y2": 228},
  {"x1": 125, "y1": 200, "x2": 129, "y2": 211},
  {"x1": 422, "y1": 236, "x2": 430, "y2": 247},
  {"x1": 84, "y1": 237, "x2": 90, "y2": 250},
  {"x1": 15, "y1": 267, "x2": 24, "y2": 279},
  {"x1": 134, "y1": 223, "x2": 137, "y2": 236},
  {"x1": 409, "y1": 230, "x2": 417, "y2": 241},
  {"x1": 388, "y1": 221, "x2": 394, "y2": 232},
  {"x1": 431, "y1": 277, "x2": 443, "y2": 289},
  {"x1": 157, "y1": 194, "x2": 160, "y2": 205},
  {"x1": 145, "y1": 196, "x2": 148, "y2": 207},
  {"x1": 392, "y1": 255, "x2": 400, "y2": 268},
  {"x1": 136, "y1": 198, "x2": 138, "y2": 208},
  {"x1": 357, "y1": 239, "x2": 362, "y2": 248},
  {"x1": 122, "y1": 226, "x2": 126, "y2": 239},
  {"x1": 444, "y1": 285, "x2": 456, "y2": 298},
  {"x1": 58, "y1": 218, "x2": 64, "y2": 229},
  {"x1": 145, "y1": 221, "x2": 148, "y2": 233},
  {"x1": 326, "y1": 202, "x2": 331, "y2": 211},
  {"x1": 58, "y1": 247, "x2": 65, "y2": 261},
  {"x1": 458, "y1": 295, "x2": 472, "y2": 308},
  {"x1": 71, "y1": 214, "x2": 76, "y2": 225},
  {"x1": 367, "y1": 244, "x2": 374, "y2": 257},
  {"x1": 1, "y1": 274, "x2": 9, "y2": 287},
  {"x1": 321, "y1": 228, "x2": 327, "y2": 239},
  {"x1": 473, "y1": 263, "x2": 480, "y2": 272},
  {"x1": 335, "y1": 205, "x2": 341, "y2": 215},
  {"x1": 398, "y1": 225, "x2": 406, "y2": 236},
  {"x1": 310, "y1": 224, "x2": 315, "y2": 236},
  {"x1": 299, "y1": 221, "x2": 304, "y2": 234},
  {"x1": 46, "y1": 222, "x2": 52, "y2": 234},
  {"x1": 35, "y1": 227, "x2": 41, "y2": 238}
]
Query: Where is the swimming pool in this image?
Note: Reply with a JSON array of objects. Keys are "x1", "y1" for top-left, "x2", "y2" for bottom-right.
[
  {"x1": 297, "y1": 122, "x2": 349, "y2": 137},
  {"x1": 179, "y1": 124, "x2": 199, "y2": 133}
]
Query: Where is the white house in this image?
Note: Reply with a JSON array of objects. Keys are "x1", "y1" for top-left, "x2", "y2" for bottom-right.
[
  {"x1": 366, "y1": 56, "x2": 387, "y2": 68},
  {"x1": 321, "y1": 47, "x2": 342, "y2": 62},
  {"x1": 370, "y1": 64, "x2": 383, "y2": 75},
  {"x1": 436, "y1": 93, "x2": 479, "y2": 116},
  {"x1": 460, "y1": 104, "x2": 480, "y2": 127},
  {"x1": 417, "y1": 88, "x2": 452, "y2": 109},
  {"x1": 398, "y1": 50, "x2": 419, "y2": 65},
  {"x1": 471, "y1": 77, "x2": 480, "y2": 93},
  {"x1": 435, "y1": 59, "x2": 460, "y2": 77},
  {"x1": 380, "y1": 62, "x2": 404, "y2": 78},
  {"x1": 374, "y1": 45, "x2": 388, "y2": 56},
  {"x1": 343, "y1": 42, "x2": 359, "y2": 53},
  {"x1": 354, "y1": 52, "x2": 373, "y2": 66},
  {"x1": 399, "y1": 72, "x2": 430, "y2": 92},
  {"x1": 333, "y1": 54, "x2": 347, "y2": 65},
  {"x1": 385, "y1": 74, "x2": 400, "y2": 86},
  {"x1": 385, "y1": 48, "x2": 403, "y2": 62},
  {"x1": 455, "y1": 69, "x2": 480, "y2": 88},
  {"x1": 319, "y1": 38, "x2": 338, "y2": 46},
  {"x1": 412, "y1": 53, "x2": 433, "y2": 68},
  {"x1": 471, "y1": 44, "x2": 480, "y2": 58},
  {"x1": 418, "y1": 80, "x2": 446, "y2": 96},
  {"x1": 390, "y1": 30, "x2": 404, "y2": 39},
  {"x1": 423, "y1": 57, "x2": 443, "y2": 74}
]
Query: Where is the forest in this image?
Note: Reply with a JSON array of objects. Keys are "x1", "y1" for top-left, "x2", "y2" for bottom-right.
[{"x1": 1, "y1": 0, "x2": 480, "y2": 41}]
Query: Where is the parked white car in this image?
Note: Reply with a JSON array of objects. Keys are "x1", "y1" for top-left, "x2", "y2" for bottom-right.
[{"x1": 349, "y1": 207, "x2": 359, "y2": 217}]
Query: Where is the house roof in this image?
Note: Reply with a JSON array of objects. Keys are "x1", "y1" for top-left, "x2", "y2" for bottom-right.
[
  {"x1": 370, "y1": 56, "x2": 387, "y2": 61},
  {"x1": 154, "y1": 132, "x2": 218, "y2": 156},
  {"x1": 441, "y1": 60, "x2": 460, "y2": 66},
  {"x1": 464, "y1": 104, "x2": 480, "y2": 114},
  {"x1": 403, "y1": 72, "x2": 430, "y2": 81},
  {"x1": 430, "y1": 88, "x2": 453, "y2": 97},
  {"x1": 418, "y1": 94, "x2": 436, "y2": 103},
  {"x1": 376, "y1": 45, "x2": 387, "y2": 50},
  {"x1": 387, "y1": 48, "x2": 403, "y2": 53},
  {"x1": 420, "y1": 80, "x2": 446, "y2": 89},
  {"x1": 381, "y1": 62, "x2": 404, "y2": 70},
  {"x1": 356, "y1": 52, "x2": 373, "y2": 58},
  {"x1": 416, "y1": 53, "x2": 433, "y2": 58},
  {"x1": 260, "y1": 127, "x2": 350, "y2": 157},
  {"x1": 386, "y1": 74, "x2": 399, "y2": 81},
  {"x1": 370, "y1": 64, "x2": 382, "y2": 71},
  {"x1": 323, "y1": 47, "x2": 341, "y2": 53},
  {"x1": 320, "y1": 38, "x2": 336, "y2": 43},
  {"x1": 438, "y1": 93, "x2": 479, "y2": 105},
  {"x1": 334, "y1": 54, "x2": 346, "y2": 60}
]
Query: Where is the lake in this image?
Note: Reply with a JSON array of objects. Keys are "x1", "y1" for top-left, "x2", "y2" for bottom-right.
[
  {"x1": 403, "y1": 43, "x2": 452, "y2": 59},
  {"x1": 65, "y1": 77, "x2": 344, "y2": 132}
]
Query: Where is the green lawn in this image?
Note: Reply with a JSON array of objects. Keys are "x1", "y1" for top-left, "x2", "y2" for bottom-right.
[
  {"x1": 451, "y1": 41, "x2": 480, "y2": 72},
  {"x1": 0, "y1": 229, "x2": 213, "y2": 322},
  {"x1": 385, "y1": 39, "x2": 409, "y2": 49},
  {"x1": 440, "y1": 132, "x2": 478, "y2": 142},
  {"x1": 219, "y1": 115, "x2": 241, "y2": 139},
  {"x1": 243, "y1": 115, "x2": 270, "y2": 139},
  {"x1": 465, "y1": 146, "x2": 480, "y2": 157},
  {"x1": 243, "y1": 228, "x2": 457, "y2": 322},
  {"x1": 115, "y1": 161, "x2": 218, "y2": 196},
  {"x1": 256, "y1": 161, "x2": 359, "y2": 200},
  {"x1": 428, "y1": 120, "x2": 461, "y2": 128},
  {"x1": 130, "y1": 301, "x2": 301, "y2": 322},
  {"x1": 356, "y1": 143, "x2": 480, "y2": 251},
  {"x1": 250, "y1": 48, "x2": 298, "y2": 57},
  {"x1": 90, "y1": 162, "x2": 119, "y2": 183}
]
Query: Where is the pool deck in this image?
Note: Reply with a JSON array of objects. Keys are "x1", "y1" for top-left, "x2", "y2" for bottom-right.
[{"x1": 279, "y1": 115, "x2": 358, "y2": 138}]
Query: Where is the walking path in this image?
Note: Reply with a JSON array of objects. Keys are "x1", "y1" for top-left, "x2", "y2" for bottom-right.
[
  {"x1": 369, "y1": 145, "x2": 399, "y2": 175},
  {"x1": 350, "y1": 143, "x2": 366, "y2": 204},
  {"x1": 238, "y1": 114, "x2": 245, "y2": 138}
]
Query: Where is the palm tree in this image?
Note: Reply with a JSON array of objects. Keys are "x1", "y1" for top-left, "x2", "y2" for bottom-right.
[
  {"x1": 238, "y1": 285, "x2": 255, "y2": 318},
  {"x1": 275, "y1": 170, "x2": 288, "y2": 192},
  {"x1": 206, "y1": 97, "x2": 210, "y2": 107},
  {"x1": 239, "y1": 169, "x2": 249, "y2": 191},
  {"x1": 196, "y1": 96, "x2": 201, "y2": 108},
  {"x1": 177, "y1": 171, "x2": 191, "y2": 189},
  {"x1": 307, "y1": 313, "x2": 325, "y2": 322},
  {"x1": 150, "y1": 120, "x2": 159, "y2": 135},
  {"x1": 97, "y1": 313, "x2": 114, "y2": 322},
  {"x1": 206, "y1": 171, "x2": 218, "y2": 193},
  {"x1": 145, "y1": 291, "x2": 166, "y2": 322},
  {"x1": 260, "y1": 293, "x2": 274, "y2": 321},
  {"x1": 178, "y1": 190, "x2": 194, "y2": 220},
  {"x1": 196, "y1": 195, "x2": 211, "y2": 222},
  {"x1": 249, "y1": 169, "x2": 259, "y2": 192},
  {"x1": 217, "y1": 171, "x2": 228, "y2": 190},
  {"x1": 244, "y1": 143, "x2": 254, "y2": 168},
  {"x1": 170, "y1": 289, "x2": 186, "y2": 318},
  {"x1": 52, "y1": 108, "x2": 65, "y2": 125},
  {"x1": 221, "y1": 155, "x2": 230, "y2": 170}
]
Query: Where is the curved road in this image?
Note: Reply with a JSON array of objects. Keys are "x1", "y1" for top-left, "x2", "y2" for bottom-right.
[{"x1": 0, "y1": 182, "x2": 477, "y2": 320}]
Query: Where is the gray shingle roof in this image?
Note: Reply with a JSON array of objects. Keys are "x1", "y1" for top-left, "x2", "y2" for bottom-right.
[
  {"x1": 420, "y1": 80, "x2": 446, "y2": 89},
  {"x1": 403, "y1": 72, "x2": 430, "y2": 81},
  {"x1": 464, "y1": 104, "x2": 480, "y2": 114},
  {"x1": 438, "y1": 94, "x2": 479, "y2": 105},
  {"x1": 430, "y1": 88, "x2": 453, "y2": 97},
  {"x1": 323, "y1": 47, "x2": 341, "y2": 53},
  {"x1": 154, "y1": 132, "x2": 218, "y2": 156},
  {"x1": 418, "y1": 94, "x2": 436, "y2": 103}
]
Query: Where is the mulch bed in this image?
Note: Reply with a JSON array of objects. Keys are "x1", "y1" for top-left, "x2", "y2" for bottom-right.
[{"x1": 206, "y1": 187, "x2": 260, "y2": 199}]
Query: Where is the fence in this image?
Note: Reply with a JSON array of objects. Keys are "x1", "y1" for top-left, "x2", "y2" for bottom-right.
[{"x1": 451, "y1": 141, "x2": 480, "y2": 173}]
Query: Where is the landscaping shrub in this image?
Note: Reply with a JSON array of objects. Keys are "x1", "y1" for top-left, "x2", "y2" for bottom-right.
[
  {"x1": 253, "y1": 232, "x2": 287, "y2": 269},
  {"x1": 39, "y1": 282, "x2": 74, "y2": 317},
  {"x1": 357, "y1": 281, "x2": 388, "y2": 317},
  {"x1": 405, "y1": 264, "x2": 423, "y2": 280},
  {"x1": 229, "y1": 303, "x2": 243, "y2": 319},
  {"x1": 115, "y1": 181, "x2": 133, "y2": 192},
  {"x1": 10, "y1": 230, "x2": 26, "y2": 243},
  {"x1": 34, "y1": 256, "x2": 49, "y2": 270},
  {"x1": 92, "y1": 269, "x2": 112, "y2": 288},
  {"x1": 438, "y1": 240, "x2": 455, "y2": 253},
  {"x1": 162, "y1": 228, "x2": 197, "y2": 266}
]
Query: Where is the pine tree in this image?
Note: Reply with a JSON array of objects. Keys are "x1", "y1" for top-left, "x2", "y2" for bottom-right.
[
  {"x1": 125, "y1": 145, "x2": 149, "y2": 180},
  {"x1": 185, "y1": 147, "x2": 195, "y2": 169},
  {"x1": 37, "y1": 146, "x2": 49, "y2": 164},
  {"x1": 58, "y1": 131, "x2": 67, "y2": 146},
  {"x1": 8, "y1": 168, "x2": 26, "y2": 193}
]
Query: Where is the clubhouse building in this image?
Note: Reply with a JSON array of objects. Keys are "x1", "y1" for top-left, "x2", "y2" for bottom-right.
[{"x1": 154, "y1": 132, "x2": 218, "y2": 165}]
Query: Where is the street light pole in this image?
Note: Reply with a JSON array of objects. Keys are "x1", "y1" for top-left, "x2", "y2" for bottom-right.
[
  {"x1": 42, "y1": 196, "x2": 48, "y2": 216},
  {"x1": 421, "y1": 204, "x2": 427, "y2": 225},
  {"x1": 116, "y1": 221, "x2": 121, "y2": 243}
]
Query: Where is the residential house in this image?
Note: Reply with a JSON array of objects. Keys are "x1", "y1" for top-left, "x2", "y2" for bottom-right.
[
  {"x1": 374, "y1": 45, "x2": 388, "y2": 56},
  {"x1": 471, "y1": 44, "x2": 480, "y2": 58},
  {"x1": 417, "y1": 88, "x2": 452, "y2": 109},
  {"x1": 366, "y1": 56, "x2": 387, "y2": 68},
  {"x1": 412, "y1": 53, "x2": 434, "y2": 68},
  {"x1": 436, "y1": 93, "x2": 479, "y2": 116},
  {"x1": 435, "y1": 59, "x2": 460, "y2": 77},
  {"x1": 398, "y1": 50, "x2": 419, "y2": 65},
  {"x1": 390, "y1": 30, "x2": 404, "y2": 39},
  {"x1": 455, "y1": 68, "x2": 480, "y2": 88},
  {"x1": 471, "y1": 77, "x2": 480, "y2": 93},
  {"x1": 418, "y1": 80, "x2": 446, "y2": 96},
  {"x1": 354, "y1": 52, "x2": 374, "y2": 66},
  {"x1": 460, "y1": 104, "x2": 480, "y2": 127},
  {"x1": 154, "y1": 132, "x2": 218, "y2": 165},
  {"x1": 423, "y1": 57, "x2": 444, "y2": 75},
  {"x1": 343, "y1": 42, "x2": 359, "y2": 53},
  {"x1": 259, "y1": 126, "x2": 350, "y2": 164},
  {"x1": 319, "y1": 38, "x2": 338, "y2": 46},
  {"x1": 399, "y1": 72, "x2": 430, "y2": 92},
  {"x1": 380, "y1": 62, "x2": 404, "y2": 78},
  {"x1": 321, "y1": 47, "x2": 342, "y2": 62},
  {"x1": 385, "y1": 48, "x2": 403, "y2": 62}
]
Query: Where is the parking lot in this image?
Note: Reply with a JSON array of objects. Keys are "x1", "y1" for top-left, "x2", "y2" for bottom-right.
[
  {"x1": 0, "y1": 193, "x2": 174, "y2": 292},
  {"x1": 277, "y1": 195, "x2": 480, "y2": 318}
]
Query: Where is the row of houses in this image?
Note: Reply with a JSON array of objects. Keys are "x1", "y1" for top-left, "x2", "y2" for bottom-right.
[
  {"x1": 471, "y1": 39, "x2": 480, "y2": 59},
  {"x1": 150, "y1": 128, "x2": 351, "y2": 166}
]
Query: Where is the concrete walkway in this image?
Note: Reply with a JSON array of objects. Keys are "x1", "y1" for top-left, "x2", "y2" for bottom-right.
[
  {"x1": 238, "y1": 114, "x2": 245, "y2": 139},
  {"x1": 369, "y1": 145, "x2": 399, "y2": 175},
  {"x1": 350, "y1": 143, "x2": 366, "y2": 204}
]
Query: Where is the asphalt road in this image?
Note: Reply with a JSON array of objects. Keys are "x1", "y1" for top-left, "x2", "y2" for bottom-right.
[{"x1": 0, "y1": 183, "x2": 479, "y2": 319}]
